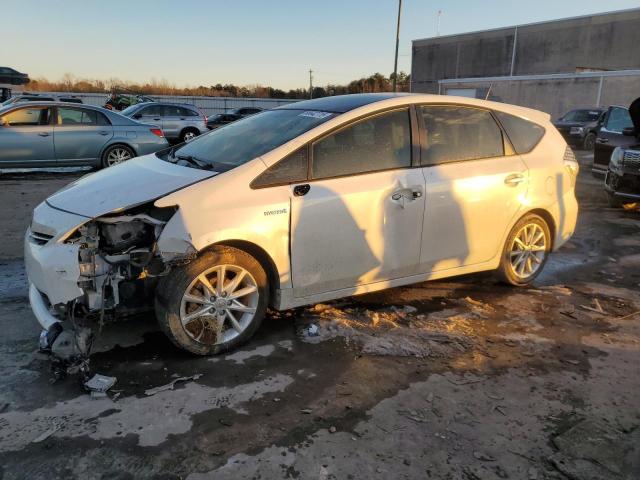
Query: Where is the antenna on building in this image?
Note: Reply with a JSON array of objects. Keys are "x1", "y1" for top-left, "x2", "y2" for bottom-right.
[{"x1": 437, "y1": 10, "x2": 442, "y2": 36}]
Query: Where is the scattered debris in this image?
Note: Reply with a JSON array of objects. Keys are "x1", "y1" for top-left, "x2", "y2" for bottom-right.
[
  {"x1": 473, "y1": 451, "x2": 496, "y2": 462},
  {"x1": 144, "y1": 374, "x2": 202, "y2": 396},
  {"x1": 307, "y1": 324, "x2": 319, "y2": 337},
  {"x1": 300, "y1": 408, "x2": 313, "y2": 414},
  {"x1": 328, "y1": 426, "x2": 337, "y2": 433},
  {"x1": 32, "y1": 424, "x2": 60, "y2": 443},
  {"x1": 84, "y1": 374, "x2": 117, "y2": 395}
]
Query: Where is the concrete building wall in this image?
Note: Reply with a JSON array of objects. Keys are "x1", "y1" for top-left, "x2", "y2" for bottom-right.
[{"x1": 411, "y1": 8, "x2": 640, "y2": 95}]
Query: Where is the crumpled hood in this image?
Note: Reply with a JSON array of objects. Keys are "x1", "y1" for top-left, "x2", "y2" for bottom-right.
[
  {"x1": 46, "y1": 154, "x2": 216, "y2": 218},
  {"x1": 629, "y1": 97, "x2": 640, "y2": 134}
]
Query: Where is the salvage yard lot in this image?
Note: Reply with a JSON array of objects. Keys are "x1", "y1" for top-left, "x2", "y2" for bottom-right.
[{"x1": 0, "y1": 152, "x2": 639, "y2": 479}]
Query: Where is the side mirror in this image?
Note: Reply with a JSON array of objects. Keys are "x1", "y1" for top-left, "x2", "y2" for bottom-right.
[{"x1": 623, "y1": 127, "x2": 637, "y2": 136}]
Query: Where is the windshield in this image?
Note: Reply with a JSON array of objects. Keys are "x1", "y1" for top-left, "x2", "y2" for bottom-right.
[
  {"x1": 166, "y1": 109, "x2": 335, "y2": 171},
  {"x1": 561, "y1": 110, "x2": 602, "y2": 122},
  {"x1": 120, "y1": 105, "x2": 140, "y2": 116}
]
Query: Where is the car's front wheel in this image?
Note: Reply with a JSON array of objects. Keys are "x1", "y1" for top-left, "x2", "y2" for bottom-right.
[
  {"x1": 497, "y1": 213, "x2": 551, "y2": 286},
  {"x1": 583, "y1": 132, "x2": 596, "y2": 150},
  {"x1": 155, "y1": 246, "x2": 269, "y2": 355}
]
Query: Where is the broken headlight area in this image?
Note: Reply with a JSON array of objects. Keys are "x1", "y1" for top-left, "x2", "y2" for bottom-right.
[{"x1": 43, "y1": 205, "x2": 185, "y2": 378}]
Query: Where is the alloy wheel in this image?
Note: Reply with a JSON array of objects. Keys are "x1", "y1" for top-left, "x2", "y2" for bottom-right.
[
  {"x1": 183, "y1": 131, "x2": 197, "y2": 142},
  {"x1": 106, "y1": 147, "x2": 132, "y2": 166},
  {"x1": 179, "y1": 264, "x2": 259, "y2": 345},
  {"x1": 509, "y1": 223, "x2": 547, "y2": 279}
]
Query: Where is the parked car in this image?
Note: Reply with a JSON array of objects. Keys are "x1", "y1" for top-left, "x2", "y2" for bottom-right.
[
  {"x1": 121, "y1": 102, "x2": 207, "y2": 143},
  {"x1": 0, "y1": 66, "x2": 30, "y2": 85},
  {"x1": 1, "y1": 94, "x2": 82, "y2": 107},
  {"x1": 604, "y1": 97, "x2": 640, "y2": 207},
  {"x1": 206, "y1": 107, "x2": 263, "y2": 130},
  {"x1": 25, "y1": 93, "x2": 578, "y2": 359},
  {"x1": 553, "y1": 107, "x2": 605, "y2": 150},
  {"x1": 0, "y1": 102, "x2": 168, "y2": 168},
  {"x1": 592, "y1": 104, "x2": 636, "y2": 177}
]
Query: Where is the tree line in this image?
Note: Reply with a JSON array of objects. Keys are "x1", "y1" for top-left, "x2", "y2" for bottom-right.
[{"x1": 26, "y1": 72, "x2": 411, "y2": 99}]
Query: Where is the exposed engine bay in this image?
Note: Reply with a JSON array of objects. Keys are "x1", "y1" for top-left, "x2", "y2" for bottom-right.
[{"x1": 41, "y1": 204, "x2": 193, "y2": 379}]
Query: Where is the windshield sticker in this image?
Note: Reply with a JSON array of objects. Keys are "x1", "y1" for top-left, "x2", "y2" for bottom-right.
[{"x1": 299, "y1": 111, "x2": 333, "y2": 119}]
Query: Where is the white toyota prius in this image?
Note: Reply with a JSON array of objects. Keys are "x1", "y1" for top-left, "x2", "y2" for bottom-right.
[{"x1": 25, "y1": 93, "x2": 579, "y2": 356}]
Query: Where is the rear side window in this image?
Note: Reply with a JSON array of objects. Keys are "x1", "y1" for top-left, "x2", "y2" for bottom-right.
[
  {"x1": 311, "y1": 108, "x2": 411, "y2": 179},
  {"x1": 57, "y1": 107, "x2": 97, "y2": 125},
  {"x1": 140, "y1": 105, "x2": 162, "y2": 116},
  {"x1": 180, "y1": 107, "x2": 199, "y2": 117},
  {"x1": 251, "y1": 147, "x2": 308, "y2": 188},
  {"x1": 420, "y1": 106, "x2": 504, "y2": 165},
  {"x1": 494, "y1": 111, "x2": 545, "y2": 154}
]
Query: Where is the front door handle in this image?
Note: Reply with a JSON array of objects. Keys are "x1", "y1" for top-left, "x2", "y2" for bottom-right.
[
  {"x1": 596, "y1": 138, "x2": 608, "y2": 143},
  {"x1": 38, "y1": 132, "x2": 50, "y2": 137},
  {"x1": 153, "y1": 117, "x2": 161, "y2": 121},
  {"x1": 504, "y1": 173, "x2": 525, "y2": 186},
  {"x1": 293, "y1": 184, "x2": 310, "y2": 197},
  {"x1": 391, "y1": 188, "x2": 422, "y2": 208}
]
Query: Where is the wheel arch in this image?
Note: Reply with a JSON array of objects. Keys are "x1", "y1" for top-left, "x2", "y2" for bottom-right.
[
  {"x1": 210, "y1": 239, "x2": 281, "y2": 307},
  {"x1": 100, "y1": 141, "x2": 138, "y2": 161},
  {"x1": 522, "y1": 208, "x2": 556, "y2": 250}
]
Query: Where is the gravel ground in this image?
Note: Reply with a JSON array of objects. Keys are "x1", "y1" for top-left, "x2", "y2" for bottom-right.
[{"x1": 0, "y1": 153, "x2": 638, "y2": 480}]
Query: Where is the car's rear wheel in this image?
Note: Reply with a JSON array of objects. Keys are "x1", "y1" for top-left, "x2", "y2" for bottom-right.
[
  {"x1": 102, "y1": 145, "x2": 134, "y2": 168},
  {"x1": 583, "y1": 132, "x2": 596, "y2": 150},
  {"x1": 497, "y1": 213, "x2": 551, "y2": 286},
  {"x1": 155, "y1": 246, "x2": 269, "y2": 355},
  {"x1": 180, "y1": 129, "x2": 199, "y2": 143}
]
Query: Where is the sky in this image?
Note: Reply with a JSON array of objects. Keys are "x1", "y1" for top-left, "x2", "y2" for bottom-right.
[{"x1": 4, "y1": 0, "x2": 639, "y2": 90}]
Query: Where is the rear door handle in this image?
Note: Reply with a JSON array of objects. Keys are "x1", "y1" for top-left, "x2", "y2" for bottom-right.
[
  {"x1": 98, "y1": 131, "x2": 110, "y2": 136},
  {"x1": 38, "y1": 132, "x2": 50, "y2": 137},
  {"x1": 293, "y1": 184, "x2": 310, "y2": 197},
  {"x1": 504, "y1": 173, "x2": 525, "y2": 186}
]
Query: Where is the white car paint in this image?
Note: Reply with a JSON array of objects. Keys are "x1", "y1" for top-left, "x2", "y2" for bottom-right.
[{"x1": 25, "y1": 94, "x2": 578, "y2": 336}]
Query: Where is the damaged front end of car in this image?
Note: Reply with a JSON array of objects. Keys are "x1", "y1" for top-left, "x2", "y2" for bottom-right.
[{"x1": 26, "y1": 202, "x2": 195, "y2": 379}]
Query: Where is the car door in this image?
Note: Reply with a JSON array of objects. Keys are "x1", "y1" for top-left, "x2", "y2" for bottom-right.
[
  {"x1": 0, "y1": 106, "x2": 55, "y2": 167},
  {"x1": 162, "y1": 105, "x2": 184, "y2": 140},
  {"x1": 289, "y1": 108, "x2": 425, "y2": 298},
  {"x1": 136, "y1": 104, "x2": 163, "y2": 130},
  {"x1": 418, "y1": 105, "x2": 528, "y2": 272},
  {"x1": 53, "y1": 106, "x2": 113, "y2": 164},
  {"x1": 594, "y1": 107, "x2": 635, "y2": 174}
]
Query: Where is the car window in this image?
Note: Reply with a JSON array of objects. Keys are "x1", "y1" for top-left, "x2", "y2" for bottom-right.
[
  {"x1": 311, "y1": 108, "x2": 411, "y2": 179},
  {"x1": 179, "y1": 107, "x2": 198, "y2": 117},
  {"x1": 1, "y1": 107, "x2": 49, "y2": 126},
  {"x1": 493, "y1": 110, "x2": 544, "y2": 155},
  {"x1": 251, "y1": 147, "x2": 308, "y2": 188},
  {"x1": 57, "y1": 107, "x2": 98, "y2": 126},
  {"x1": 420, "y1": 106, "x2": 504, "y2": 165},
  {"x1": 561, "y1": 110, "x2": 602, "y2": 122},
  {"x1": 605, "y1": 107, "x2": 633, "y2": 133},
  {"x1": 164, "y1": 105, "x2": 181, "y2": 116},
  {"x1": 170, "y1": 109, "x2": 335, "y2": 172},
  {"x1": 140, "y1": 105, "x2": 162, "y2": 116}
]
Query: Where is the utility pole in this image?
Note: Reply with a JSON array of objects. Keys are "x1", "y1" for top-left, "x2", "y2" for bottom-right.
[
  {"x1": 309, "y1": 69, "x2": 313, "y2": 99},
  {"x1": 436, "y1": 10, "x2": 442, "y2": 36},
  {"x1": 392, "y1": 0, "x2": 403, "y2": 92}
]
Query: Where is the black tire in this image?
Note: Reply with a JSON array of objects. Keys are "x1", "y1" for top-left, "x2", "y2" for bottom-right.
[
  {"x1": 155, "y1": 246, "x2": 269, "y2": 355},
  {"x1": 497, "y1": 213, "x2": 551, "y2": 286},
  {"x1": 583, "y1": 132, "x2": 596, "y2": 151},
  {"x1": 180, "y1": 128, "x2": 199, "y2": 143},
  {"x1": 101, "y1": 144, "x2": 135, "y2": 169}
]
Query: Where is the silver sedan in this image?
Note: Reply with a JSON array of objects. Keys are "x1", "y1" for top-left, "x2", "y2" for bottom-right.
[{"x1": 0, "y1": 102, "x2": 169, "y2": 168}]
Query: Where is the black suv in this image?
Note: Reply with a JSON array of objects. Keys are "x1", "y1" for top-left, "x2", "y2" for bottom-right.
[
  {"x1": 206, "y1": 106, "x2": 263, "y2": 130},
  {"x1": 553, "y1": 108, "x2": 605, "y2": 150},
  {"x1": 593, "y1": 105, "x2": 636, "y2": 177},
  {"x1": 0, "y1": 67, "x2": 29, "y2": 85},
  {"x1": 603, "y1": 97, "x2": 640, "y2": 207}
]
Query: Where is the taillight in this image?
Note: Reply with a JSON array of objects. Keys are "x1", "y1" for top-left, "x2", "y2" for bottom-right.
[{"x1": 150, "y1": 128, "x2": 164, "y2": 138}]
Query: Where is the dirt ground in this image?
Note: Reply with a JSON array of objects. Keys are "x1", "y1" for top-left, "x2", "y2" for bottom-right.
[{"x1": 0, "y1": 153, "x2": 638, "y2": 480}]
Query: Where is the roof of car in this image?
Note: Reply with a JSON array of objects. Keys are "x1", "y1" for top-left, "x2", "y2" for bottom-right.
[
  {"x1": 133, "y1": 101, "x2": 199, "y2": 109},
  {"x1": 277, "y1": 93, "x2": 412, "y2": 113}
]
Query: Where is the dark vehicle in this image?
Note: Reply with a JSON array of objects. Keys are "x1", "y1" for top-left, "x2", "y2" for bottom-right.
[
  {"x1": 121, "y1": 102, "x2": 207, "y2": 143},
  {"x1": 206, "y1": 106, "x2": 263, "y2": 130},
  {"x1": 553, "y1": 108, "x2": 605, "y2": 150},
  {"x1": 604, "y1": 97, "x2": 640, "y2": 207},
  {"x1": 1, "y1": 94, "x2": 82, "y2": 107},
  {"x1": 0, "y1": 67, "x2": 30, "y2": 85},
  {"x1": 593, "y1": 105, "x2": 636, "y2": 177},
  {"x1": 104, "y1": 92, "x2": 155, "y2": 111}
]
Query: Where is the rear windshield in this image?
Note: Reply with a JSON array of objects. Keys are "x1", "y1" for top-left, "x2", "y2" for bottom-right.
[
  {"x1": 166, "y1": 109, "x2": 335, "y2": 172},
  {"x1": 561, "y1": 110, "x2": 602, "y2": 122}
]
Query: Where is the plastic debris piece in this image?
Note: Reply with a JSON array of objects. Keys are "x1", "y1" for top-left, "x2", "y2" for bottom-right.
[
  {"x1": 32, "y1": 425, "x2": 60, "y2": 443},
  {"x1": 144, "y1": 374, "x2": 202, "y2": 396},
  {"x1": 85, "y1": 374, "x2": 117, "y2": 393},
  {"x1": 307, "y1": 324, "x2": 319, "y2": 336}
]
